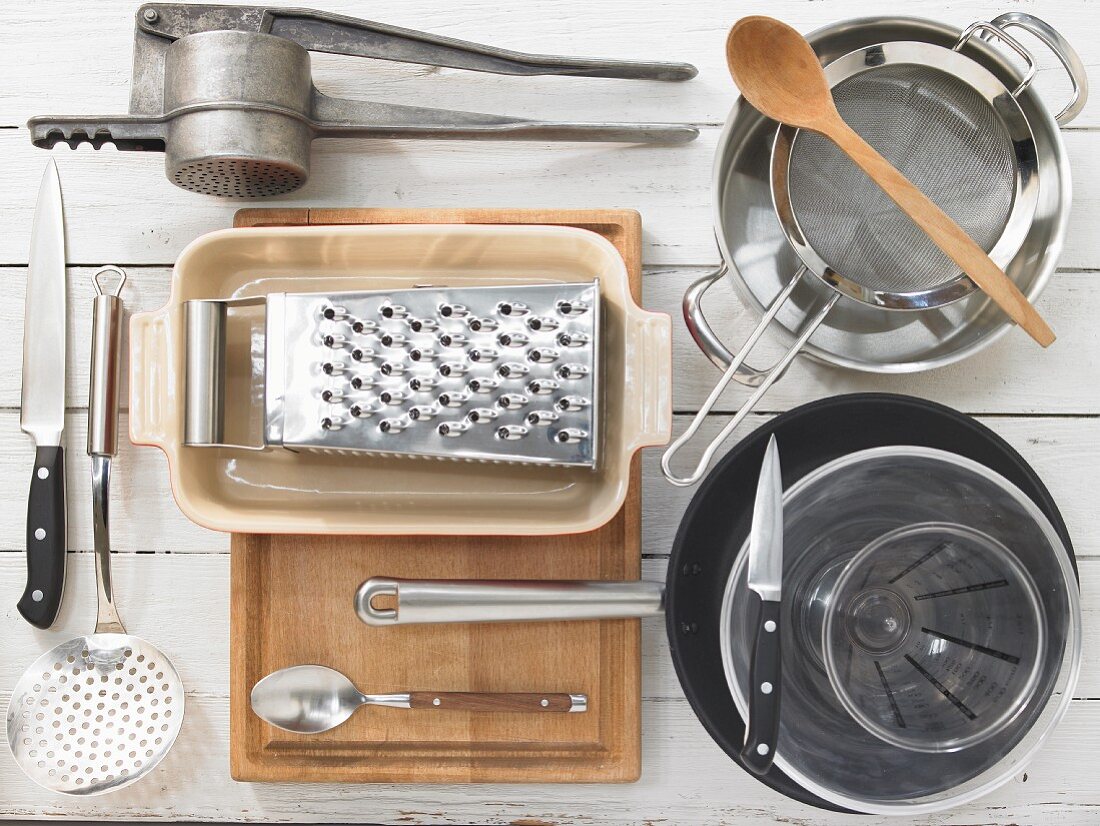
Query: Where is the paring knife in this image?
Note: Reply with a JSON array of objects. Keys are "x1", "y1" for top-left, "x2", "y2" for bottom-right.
[
  {"x1": 741, "y1": 433, "x2": 783, "y2": 775},
  {"x1": 18, "y1": 159, "x2": 67, "y2": 629}
]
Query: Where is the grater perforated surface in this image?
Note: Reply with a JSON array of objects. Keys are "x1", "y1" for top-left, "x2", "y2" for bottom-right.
[
  {"x1": 6, "y1": 634, "x2": 185, "y2": 795},
  {"x1": 266, "y1": 281, "x2": 600, "y2": 466}
]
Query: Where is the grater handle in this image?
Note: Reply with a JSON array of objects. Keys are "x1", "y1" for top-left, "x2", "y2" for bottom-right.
[
  {"x1": 136, "y1": 4, "x2": 698, "y2": 81},
  {"x1": 184, "y1": 300, "x2": 229, "y2": 447}
]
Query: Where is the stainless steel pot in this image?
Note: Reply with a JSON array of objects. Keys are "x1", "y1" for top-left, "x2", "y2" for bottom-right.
[{"x1": 662, "y1": 14, "x2": 1087, "y2": 487}]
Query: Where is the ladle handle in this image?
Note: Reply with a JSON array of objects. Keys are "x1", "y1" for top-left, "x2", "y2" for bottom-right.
[
  {"x1": 824, "y1": 117, "x2": 1054, "y2": 347},
  {"x1": 89, "y1": 267, "x2": 127, "y2": 636}
]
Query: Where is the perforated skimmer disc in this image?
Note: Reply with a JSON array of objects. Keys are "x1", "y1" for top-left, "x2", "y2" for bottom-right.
[{"x1": 6, "y1": 634, "x2": 184, "y2": 795}]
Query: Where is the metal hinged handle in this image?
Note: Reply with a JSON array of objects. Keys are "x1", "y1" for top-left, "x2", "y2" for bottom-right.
[
  {"x1": 184, "y1": 296, "x2": 266, "y2": 450},
  {"x1": 135, "y1": 3, "x2": 698, "y2": 80}
]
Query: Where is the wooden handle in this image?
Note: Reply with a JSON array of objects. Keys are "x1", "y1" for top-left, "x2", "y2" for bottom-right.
[
  {"x1": 827, "y1": 117, "x2": 1054, "y2": 347},
  {"x1": 408, "y1": 692, "x2": 584, "y2": 713}
]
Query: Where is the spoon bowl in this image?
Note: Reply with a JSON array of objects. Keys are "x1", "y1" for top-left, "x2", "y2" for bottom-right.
[
  {"x1": 251, "y1": 664, "x2": 363, "y2": 734},
  {"x1": 726, "y1": 16, "x2": 835, "y2": 130}
]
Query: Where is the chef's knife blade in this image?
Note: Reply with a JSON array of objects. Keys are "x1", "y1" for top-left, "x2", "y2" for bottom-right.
[
  {"x1": 18, "y1": 158, "x2": 67, "y2": 629},
  {"x1": 741, "y1": 433, "x2": 783, "y2": 775}
]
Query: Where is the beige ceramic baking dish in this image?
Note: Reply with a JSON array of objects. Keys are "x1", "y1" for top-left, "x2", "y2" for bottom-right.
[{"x1": 129, "y1": 224, "x2": 671, "y2": 535}]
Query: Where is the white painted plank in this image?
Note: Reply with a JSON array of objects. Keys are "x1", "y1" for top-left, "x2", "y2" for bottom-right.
[
  {"x1": 0, "y1": 410, "x2": 1094, "y2": 556},
  {"x1": 0, "y1": 411, "x2": 1093, "y2": 556},
  {"x1": 2, "y1": 555, "x2": 1098, "y2": 702},
  {"x1": 1, "y1": 553, "x2": 1098, "y2": 823},
  {"x1": 2, "y1": 266, "x2": 1098, "y2": 415},
  {"x1": 2, "y1": 126, "x2": 1099, "y2": 268},
  {"x1": 3, "y1": 691, "x2": 1099, "y2": 824},
  {"x1": 4, "y1": 0, "x2": 1096, "y2": 128}
]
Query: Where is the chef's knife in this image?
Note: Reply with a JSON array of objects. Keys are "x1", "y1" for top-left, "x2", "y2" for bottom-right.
[
  {"x1": 18, "y1": 158, "x2": 67, "y2": 629},
  {"x1": 741, "y1": 433, "x2": 783, "y2": 774}
]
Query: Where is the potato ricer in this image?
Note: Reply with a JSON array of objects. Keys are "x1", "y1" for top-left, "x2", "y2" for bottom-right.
[{"x1": 28, "y1": 3, "x2": 699, "y2": 197}]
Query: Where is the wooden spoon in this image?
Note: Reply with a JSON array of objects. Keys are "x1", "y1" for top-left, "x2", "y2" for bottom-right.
[{"x1": 726, "y1": 16, "x2": 1054, "y2": 347}]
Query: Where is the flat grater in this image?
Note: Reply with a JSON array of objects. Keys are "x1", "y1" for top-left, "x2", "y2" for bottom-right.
[{"x1": 185, "y1": 281, "x2": 600, "y2": 467}]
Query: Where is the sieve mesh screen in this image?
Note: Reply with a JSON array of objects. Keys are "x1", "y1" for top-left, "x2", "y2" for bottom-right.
[{"x1": 787, "y1": 64, "x2": 1016, "y2": 294}]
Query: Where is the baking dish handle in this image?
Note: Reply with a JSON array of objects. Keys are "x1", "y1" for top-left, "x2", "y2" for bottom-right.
[
  {"x1": 623, "y1": 305, "x2": 673, "y2": 452},
  {"x1": 985, "y1": 13, "x2": 1089, "y2": 126},
  {"x1": 128, "y1": 308, "x2": 171, "y2": 449}
]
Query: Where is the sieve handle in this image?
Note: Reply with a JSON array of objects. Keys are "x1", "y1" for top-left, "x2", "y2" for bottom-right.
[
  {"x1": 682, "y1": 264, "x2": 770, "y2": 386},
  {"x1": 662, "y1": 268, "x2": 837, "y2": 487},
  {"x1": 986, "y1": 13, "x2": 1089, "y2": 126}
]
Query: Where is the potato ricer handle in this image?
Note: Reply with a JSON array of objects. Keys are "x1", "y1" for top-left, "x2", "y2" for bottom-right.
[
  {"x1": 27, "y1": 115, "x2": 167, "y2": 151},
  {"x1": 311, "y1": 96, "x2": 699, "y2": 144},
  {"x1": 136, "y1": 3, "x2": 698, "y2": 81}
]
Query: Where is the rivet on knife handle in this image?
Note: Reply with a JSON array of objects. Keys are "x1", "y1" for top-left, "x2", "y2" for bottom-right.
[{"x1": 18, "y1": 445, "x2": 66, "y2": 629}]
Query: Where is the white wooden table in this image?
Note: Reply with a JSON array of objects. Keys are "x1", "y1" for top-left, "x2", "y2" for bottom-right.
[{"x1": 2, "y1": 0, "x2": 1097, "y2": 822}]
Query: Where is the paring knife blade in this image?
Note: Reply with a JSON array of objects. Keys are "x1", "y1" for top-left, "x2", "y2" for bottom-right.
[
  {"x1": 18, "y1": 158, "x2": 68, "y2": 629},
  {"x1": 741, "y1": 433, "x2": 783, "y2": 775}
]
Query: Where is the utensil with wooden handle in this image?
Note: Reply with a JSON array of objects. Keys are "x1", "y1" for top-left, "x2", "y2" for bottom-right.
[
  {"x1": 250, "y1": 665, "x2": 587, "y2": 734},
  {"x1": 725, "y1": 15, "x2": 1054, "y2": 347}
]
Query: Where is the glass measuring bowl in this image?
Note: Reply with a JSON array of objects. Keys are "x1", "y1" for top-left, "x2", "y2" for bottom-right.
[
  {"x1": 720, "y1": 446, "x2": 1081, "y2": 814},
  {"x1": 823, "y1": 522, "x2": 1046, "y2": 753}
]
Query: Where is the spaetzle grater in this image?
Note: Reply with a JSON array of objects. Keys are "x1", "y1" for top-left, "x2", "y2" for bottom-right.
[{"x1": 185, "y1": 281, "x2": 600, "y2": 467}]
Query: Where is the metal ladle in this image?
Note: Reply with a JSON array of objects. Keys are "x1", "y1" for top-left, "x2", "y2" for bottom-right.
[
  {"x1": 6, "y1": 268, "x2": 186, "y2": 796},
  {"x1": 251, "y1": 665, "x2": 586, "y2": 734}
]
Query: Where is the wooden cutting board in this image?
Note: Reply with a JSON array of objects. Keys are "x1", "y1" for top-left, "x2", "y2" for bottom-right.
[{"x1": 229, "y1": 207, "x2": 644, "y2": 783}]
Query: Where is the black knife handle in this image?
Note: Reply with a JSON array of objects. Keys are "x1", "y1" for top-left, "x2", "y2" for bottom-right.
[
  {"x1": 18, "y1": 445, "x2": 66, "y2": 628},
  {"x1": 741, "y1": 597, "x2": 782, "y2": 775}
]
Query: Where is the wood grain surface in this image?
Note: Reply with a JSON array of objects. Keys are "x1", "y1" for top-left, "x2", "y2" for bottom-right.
[
  {"x1": 3, "y1": 0, "x2": 1100, "y2": 821},
  {"x1": 228, "y1": 207, "x2": 644, "y2": 783}
]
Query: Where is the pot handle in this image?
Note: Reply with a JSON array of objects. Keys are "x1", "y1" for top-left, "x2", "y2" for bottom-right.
[
  {"x1": 662, "y1": 267, "x2": 838, "y2": 488},
  {"x1": 623, "y1": 304, "x2": 673, "y2": 452},
  {"x1": 128, "y1": 308, "x2": 171, "y2": 449},
  {"x1": 683, "y1": 264, "x2": 771, "y2": 385},
  {"x1": 356, "y1": 578, "x2": 666, "y2": 626},
  {"x1": 986, "y1": 13, "x2": 1088, "y2": 126}
]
